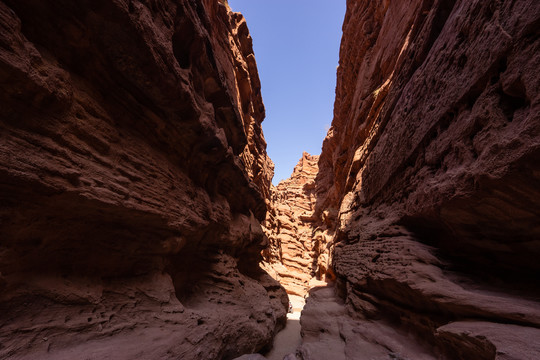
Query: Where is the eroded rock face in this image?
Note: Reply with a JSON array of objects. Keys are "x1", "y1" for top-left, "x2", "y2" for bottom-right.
[
  {"x1": 304, "y1": 0, "x2": 540, "y2": 359},
  {"x1": 0, "y1": 1, "x2": 286, "y2": 359},
  {"x1": 262, "y1": 152, "x2": 330, "y2": 296}
]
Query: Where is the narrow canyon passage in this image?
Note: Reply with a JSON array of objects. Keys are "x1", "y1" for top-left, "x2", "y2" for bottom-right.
[
  {"x1": 264, "y1": 295, "x2": 304, "y2": 360},
  {"x1": 1, "y1": 0, "x2": 540, "y2": 360}
]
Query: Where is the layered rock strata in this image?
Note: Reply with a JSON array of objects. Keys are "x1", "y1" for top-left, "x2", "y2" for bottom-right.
[
  {"x1": 262, "y1": 152, "x2": 330, "y2": 296},
  {"x1": 0, "y1": 1, "x2": 286, "y2": 359},
  {"x1": 301, "y1": 0, "x2": 540, "y2": 359}
]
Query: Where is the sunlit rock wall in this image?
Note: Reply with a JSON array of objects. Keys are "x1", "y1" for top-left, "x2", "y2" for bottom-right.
[
  {"x1": 307, "y1": 0, "x2": 540, "y2": 358},
  {"x1": 262, "y1": 152, "x2": 331, "y2": 296},
  {"x1": 0, "y1": 1, "x2": 286, "y2": 359}
]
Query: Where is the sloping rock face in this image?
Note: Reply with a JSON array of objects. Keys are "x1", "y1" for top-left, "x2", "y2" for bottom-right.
[
  {"x1": 262, "y1": 152, "x2": 329, "y2": 296},
  {"x1": 305, "y1": 0, "x2": 540, "y2": 359},
  {"x1": 0, "y1": 1, "x2": 286, "y2": 359}
]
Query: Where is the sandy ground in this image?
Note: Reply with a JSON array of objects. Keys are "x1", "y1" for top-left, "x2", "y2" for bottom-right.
[{"x1": 265, "y1": 295, "x2": 305, "y2": 360}]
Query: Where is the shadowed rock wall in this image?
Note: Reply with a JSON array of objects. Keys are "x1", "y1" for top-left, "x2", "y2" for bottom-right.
[
  {"x1": 301, "y1": 0, "x2": 540, "y2": 359},
  {"x1": 0, "y1": 1, "x2": 286, "y2": 359}
]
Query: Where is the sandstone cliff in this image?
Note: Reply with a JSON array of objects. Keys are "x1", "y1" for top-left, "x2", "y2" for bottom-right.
[
  {"x1": 0, "y1": 1, "x2": 286, "y2": 359},
  {"x1": 300, "y1": 0, "x2": 540, "y2": 359},
  {"x1": 262, "y1": 152, "x2": 330, "y2": 296}
]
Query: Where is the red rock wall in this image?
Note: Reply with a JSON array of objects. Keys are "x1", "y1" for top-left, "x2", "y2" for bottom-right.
[
  {"x1": 0, "y1": 1, "x2": 286, "y2": 359},
  {"x1": 309, "y1": 0, "x2": 540, "y2": 358},
  {"x1": 262, "y1": 152, "x2": 330, "y2": 296}
]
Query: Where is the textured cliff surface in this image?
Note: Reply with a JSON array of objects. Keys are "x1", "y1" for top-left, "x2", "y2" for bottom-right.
[
  {"x1": 0, "y1": 1, "x2": 287, "y2": 359},
  {"x1": 303, "y1": 0, "x2": 540, "y2": 359},
  {"x1": 262, "y1": 152, "x2": 329, "y2": 296}
]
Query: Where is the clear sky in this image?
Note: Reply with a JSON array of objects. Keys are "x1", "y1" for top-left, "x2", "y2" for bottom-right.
[{"x1": 228, "y1": 0, "x2": 346, "y2": 184}]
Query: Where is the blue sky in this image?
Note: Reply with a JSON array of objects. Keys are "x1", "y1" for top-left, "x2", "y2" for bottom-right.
[{"x1": 228, "y1": 0, "x2": 346, "y2": 184}]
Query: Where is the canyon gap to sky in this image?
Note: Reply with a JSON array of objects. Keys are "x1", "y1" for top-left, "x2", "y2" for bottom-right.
[{"x1": 228, "y1": 0, "x2": 346, "y2": 184}]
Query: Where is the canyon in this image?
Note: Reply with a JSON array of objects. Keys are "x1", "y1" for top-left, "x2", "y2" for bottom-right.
[{"x1": 1, "y1": 0, "x2": 539, "y2": 360}]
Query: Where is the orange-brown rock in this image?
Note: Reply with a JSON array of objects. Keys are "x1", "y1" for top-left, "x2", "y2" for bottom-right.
[
  {"x1": 262, "y1": 152, "x2": 327, "y2": 296},
  {"x1": 301, "y1": 0, "x2": 540, "y2": 359},
  {"x1": 0, "y1": 1, "x2": 286, "y2": 359}
]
